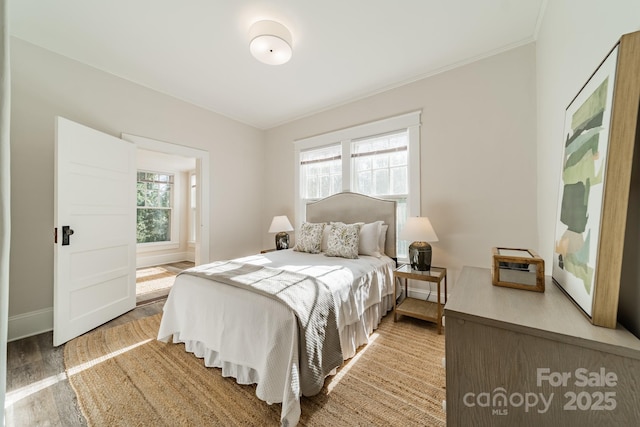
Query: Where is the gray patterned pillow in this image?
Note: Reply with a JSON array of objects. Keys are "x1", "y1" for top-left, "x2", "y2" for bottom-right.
[
  {"x1": 325, "y1": 222, "x2": 361, "y2": 259},
  {"x1": 293, "y1": 222, "x2": 325, "y2": 254}
]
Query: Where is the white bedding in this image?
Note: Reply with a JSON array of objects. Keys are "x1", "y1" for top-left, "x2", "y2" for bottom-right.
[{"x1": 157, "y1": 249, "x2": 395, "y2": 426}]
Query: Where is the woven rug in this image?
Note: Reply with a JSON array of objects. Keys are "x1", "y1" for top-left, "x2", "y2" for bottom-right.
[
  {"x1": 136, "y1": 267, "x2": 175, "y2": 291},
  {"x1": 64, "y1": 313, "x2": 446, "y2": 426},
  {"x1": 136, "y1": 264, "x2": 186, "y2": 305}
]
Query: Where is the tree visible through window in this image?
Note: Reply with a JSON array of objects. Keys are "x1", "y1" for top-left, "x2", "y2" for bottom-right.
[{"x1": 137, "y1": 171, "x2": 174, "y2": 243}]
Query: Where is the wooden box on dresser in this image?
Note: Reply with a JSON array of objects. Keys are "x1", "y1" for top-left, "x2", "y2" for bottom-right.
[{"x1": 444, "y1": 266, "x2": 640, "y2": 426}]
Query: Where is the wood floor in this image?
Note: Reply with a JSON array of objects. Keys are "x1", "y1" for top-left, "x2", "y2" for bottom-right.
[
  {"x1": 6, "y1": 261, "x2": 196, "y2": 426},
  {"x1": 5, "y1": 299, "x2": 166, "y2": 426}
]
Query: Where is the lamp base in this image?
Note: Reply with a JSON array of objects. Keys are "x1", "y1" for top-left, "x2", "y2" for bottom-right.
[
  {"x1": 275, "y1": 232, "x2": 290, "y2": 250},
  {"x1": 409, "y1": 241, "x2": 432, "y2": 271}
]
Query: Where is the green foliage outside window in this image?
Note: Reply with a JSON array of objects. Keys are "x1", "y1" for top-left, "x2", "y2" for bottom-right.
[{"x1": 137, "y1": 171, "x2": 173, "y2": 243}]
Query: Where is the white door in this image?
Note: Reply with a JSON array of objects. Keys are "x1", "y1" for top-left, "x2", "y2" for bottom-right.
[{"x1": 53, "y1": 117, "x2": 136, "y2": 346}]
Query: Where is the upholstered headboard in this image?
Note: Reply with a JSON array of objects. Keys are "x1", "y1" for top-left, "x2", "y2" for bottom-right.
[{"x1": 306, "y1": 192, "x2": 397, "y2": 259}]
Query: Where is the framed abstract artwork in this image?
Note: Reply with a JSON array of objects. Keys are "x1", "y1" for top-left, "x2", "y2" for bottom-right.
[{"x1": 553, "y1": 31, "x2": 640, "y2": 328}]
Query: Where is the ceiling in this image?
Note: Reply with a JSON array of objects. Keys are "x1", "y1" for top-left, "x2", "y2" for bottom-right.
[{"x1": 10, "y1": 0, "x2": 545, "y2": 130}]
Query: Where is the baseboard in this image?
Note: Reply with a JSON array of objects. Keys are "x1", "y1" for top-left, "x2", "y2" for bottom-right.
[
  {"x1": 136, "y1": 252, "x2": 192, "y2": 268},
  {"x1": 8, "y1": 307, "x2": 53, "y2": 342},
  {"x1": 9, "y1": 253, "x2": 192, "y2": 341}
]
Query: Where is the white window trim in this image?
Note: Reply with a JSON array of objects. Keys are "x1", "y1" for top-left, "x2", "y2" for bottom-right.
[
  {"x1": 136, "y1": 241, "x2": 180, "y2": 252},
  {"x1": 294, "y1": 111, "x2": 422, "y2": 227},
  {"x1": 188, "y1": 170, "x2": 197, "y2": 245}
]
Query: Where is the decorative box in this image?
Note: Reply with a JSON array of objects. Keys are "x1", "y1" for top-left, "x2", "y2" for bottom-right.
[{"x1": 491, "y1": 247, "x2": 545, "y2": 292}]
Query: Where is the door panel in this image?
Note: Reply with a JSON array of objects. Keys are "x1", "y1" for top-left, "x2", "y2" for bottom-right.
[{"x1": 54, "y1": 117, "x2": 136, "y2": 346}]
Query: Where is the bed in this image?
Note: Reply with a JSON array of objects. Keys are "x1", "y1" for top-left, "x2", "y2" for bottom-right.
[{"x1": 157, "y1": 192, "x2": 397, "y2": 426}]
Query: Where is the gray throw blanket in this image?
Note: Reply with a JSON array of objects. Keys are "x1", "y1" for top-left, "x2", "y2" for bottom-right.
[{"x1": 180, "y1": 261, "x2": 344, "y2": 396}]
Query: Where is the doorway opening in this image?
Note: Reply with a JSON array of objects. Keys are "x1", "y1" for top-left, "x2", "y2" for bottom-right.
[
  {"x1": 122, "y1": 133, "x2": 210, "y2": 305},
  {"x1": 53, "y1": 119, "x2": 211, "y2": 345}
]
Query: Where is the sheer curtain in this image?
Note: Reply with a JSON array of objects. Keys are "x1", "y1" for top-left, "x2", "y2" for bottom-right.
[{"x1": 0, "y1": 0, "x2": 11, "y2": 423}]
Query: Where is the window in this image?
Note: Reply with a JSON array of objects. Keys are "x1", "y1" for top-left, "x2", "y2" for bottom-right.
[
  {"x1": 295, "y1": 111, "x2": 421, "y2": 259},
  {"x1": 137, "y1": 171, "x2": 174, "y2": 244},
  {"x1": 352, "y1": 132, "x2": 409, "y2": 256},
  {"x1": 300, "y1": 144, "x2": 342, "y2": 200},
  {"x1": 352, "y1": 132, "x2": 408, "y2": 196},
  {"x1": 189, "y1": 172, "x2": 197, "y2": 243}
]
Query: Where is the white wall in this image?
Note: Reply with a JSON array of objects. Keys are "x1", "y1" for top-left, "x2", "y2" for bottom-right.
[
  {"x1": 535, "y1": 0, "x2": 640, "y2": 269},
  {"x1": 9, "y1": 38, "x2": 265, "y2": 337},
  {"x1": 13, "y1": 0, "x2": 637, "y2": 338},
  {"x1": 535, "y1": 0, "x2": 640, "y2": 335},
  {"x1": 264, "y1": 44, "x2": 538, "y2": 285}
]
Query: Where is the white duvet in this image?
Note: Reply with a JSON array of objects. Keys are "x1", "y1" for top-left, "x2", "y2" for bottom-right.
[{"x1": 157, "y1": 249, "x2": 395, "y2": 426}]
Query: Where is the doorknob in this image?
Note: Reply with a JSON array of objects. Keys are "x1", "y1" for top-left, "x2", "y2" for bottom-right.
[{"x1": 62, "y1": 225, "x2": 74, "y2": 246}]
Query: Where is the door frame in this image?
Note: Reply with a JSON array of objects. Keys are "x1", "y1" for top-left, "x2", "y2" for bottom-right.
[{"x1": 122, "y1": 133, "x2": 210, "y2": 266}]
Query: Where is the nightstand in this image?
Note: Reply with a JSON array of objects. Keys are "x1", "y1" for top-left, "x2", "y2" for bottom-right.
[{"x1": 393, "y1": 264, "x2": 447, "y2": 334}]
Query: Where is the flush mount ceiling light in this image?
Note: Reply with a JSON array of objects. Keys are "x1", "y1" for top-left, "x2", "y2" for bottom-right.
[{"x1": 249, "y1": 20, "x2": 293, "y2": 65}]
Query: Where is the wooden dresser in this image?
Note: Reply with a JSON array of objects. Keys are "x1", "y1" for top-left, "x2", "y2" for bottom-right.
[{"x1": 444, "y1": 266, "x2": 640, "y2": 426}]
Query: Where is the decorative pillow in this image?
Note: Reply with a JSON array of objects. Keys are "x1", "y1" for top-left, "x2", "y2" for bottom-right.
[
  {"x1": 321, "y1": 221, "x2": 363, "y2": 252},
  {"x1": 378, "y1": 224, "x2": 389, "y2": 256},
  {"x1": 325, "y1": 222, "x2": 361, "y2": 259},
  {"x1": 359, "y1": 221, "x2": 383, "y2": 257},
  {"x1": 293, "y1": 222, "x2": 325, "y2": 254}
]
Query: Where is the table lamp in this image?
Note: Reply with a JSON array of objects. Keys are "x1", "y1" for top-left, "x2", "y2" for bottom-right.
[
  {"x1": 268, "y1": 215, "x2": 294, "y2": 250},
  {"x1": 399, "y1": 217, "x2": 439, "y2": 271}
]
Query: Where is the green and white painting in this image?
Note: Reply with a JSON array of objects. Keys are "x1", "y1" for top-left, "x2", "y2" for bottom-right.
[{"x1": 553, "y1": 47, "x2": 618, "y2": 317}]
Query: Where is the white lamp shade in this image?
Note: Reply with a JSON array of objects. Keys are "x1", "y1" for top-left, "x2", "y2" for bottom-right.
[
  {"x1": 399, "y1": 217, "x2": 439, "y2": 242},
  {"x1": 249, "y1": 20, "x2": 293, "y2": 65},
  {"x1": 268, "y1": 215, "x2": 294, "y2": 233}
]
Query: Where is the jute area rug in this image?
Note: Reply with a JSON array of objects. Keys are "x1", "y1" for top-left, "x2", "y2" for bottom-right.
[
  {"x1": 64, "y1": 313, "x2": 446, "y2": 426},
  {"x1": 135, "y1": 263, "x2": 193, "y2": 305},
  {"x1": 136, "y1": 266, "x2": 176, "y2": 294}
]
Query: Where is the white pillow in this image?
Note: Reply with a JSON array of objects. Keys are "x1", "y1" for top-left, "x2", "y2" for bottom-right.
[
  {"x1": 321, "y1": 225, "x2": 331, "y2": 252},
  {"x1": 359, "y1": 221, "x2": 383, "y2": 257},
  {"x1": 378, "y1": 224, "x2": 388, "y2": 256}
]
